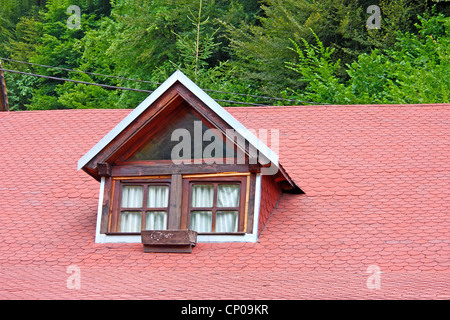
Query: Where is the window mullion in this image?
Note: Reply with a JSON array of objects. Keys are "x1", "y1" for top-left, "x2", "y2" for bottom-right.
[
  {"x1": 141, "y1": 184, "x2": 149, "y2": 230},
  {"x1": 212, "y1": 183, "x2": 218, "y2": 232}
]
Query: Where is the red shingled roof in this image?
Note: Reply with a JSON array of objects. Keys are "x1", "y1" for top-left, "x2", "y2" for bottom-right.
[{"x1": 0, "y1": 104, "x2": 449, "y2": 299}]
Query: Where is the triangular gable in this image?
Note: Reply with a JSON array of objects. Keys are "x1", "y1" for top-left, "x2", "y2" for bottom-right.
[
  {"x1": 77, "y1": 70, "x2": 277, "y2": 171},
  {"x1": 77, "y1": 70, "x2": 299, "y2": 192},
  {"x1": 116, "y1": 103, "x2": 238, "y2": 163}
]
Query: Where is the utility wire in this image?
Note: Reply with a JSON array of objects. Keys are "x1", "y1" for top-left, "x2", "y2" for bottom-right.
[
  {"x1": 0, "y1": 67, "x2": 266, "y2": 106},
  {"x1": 1, "y1": 57, "x2": 328, "y2": 105},
  {"x1": 0, "y1": 57, "x2": 160, "y2": 86},
  {"x1": 0, "y1": 68, "x2": 155, "y2": 93}
]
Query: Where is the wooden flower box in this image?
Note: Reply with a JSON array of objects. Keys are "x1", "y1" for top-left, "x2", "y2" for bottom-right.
[{"x1": 141, "y1": 229, "x2": 197, "y2": 253}]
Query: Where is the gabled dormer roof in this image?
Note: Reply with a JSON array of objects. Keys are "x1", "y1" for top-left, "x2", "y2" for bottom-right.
[{"x1": 77, "y1": 70, "x2": 299, "y2": 191}]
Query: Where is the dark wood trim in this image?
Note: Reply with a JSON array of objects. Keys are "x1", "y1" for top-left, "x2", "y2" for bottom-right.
[
  {"x1": 181, "y1": 178, "x2": 190, "y2": 230},
  {"x1": 114, "y1": 158, "x2": 242, "y2": 166},
  {"x1": 116, "y1": 103, "x2": 189, "y2": 163},
  {"x1": 245, "y1": 173, "x2": 257, "y2": 234},
  {"x1": 109, "y1": 179, "x2": 121, "y2": 232},
  {"x1": 84, "y1": 88, "x2": 184, "y2": 173},
  {"x1": 111, "y1": 163, "x2": 252, "y2": 176},
  {"x1": 183, "y1": 175, "x2": 248, "y2": 234},
  {"x1": 109, "y1": 180, "x2": 171, "y2": 233},
  {"x1": 100, "y1": 176, "x2": 112, "y2": 234},
  {"x1": 174, "y1": 83, "x2": 230, "y2": 134},
  {"x1": 97, "y1": 162, "x2": 111, "y2": 177},
  {"x1": 105, "y1": 172, "x2": 256, "y2": 236},
  {"x1": 168, "y1": 174, "x2": 182, "y2": 229}
]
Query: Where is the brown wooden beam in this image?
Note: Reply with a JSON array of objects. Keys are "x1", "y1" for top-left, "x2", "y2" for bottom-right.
[
  {"x1": 0, "y1": 61, "x2": 9, "y2": 112},
  {"x1": 97, "y1": 162, "x2": 112, "y2": 177},
  {"x1": 168, "y1": 174, "x2": 182, "y2": 229},
  {"x1": 111, "y1": 163, "x2": 252, "y2": 177}
]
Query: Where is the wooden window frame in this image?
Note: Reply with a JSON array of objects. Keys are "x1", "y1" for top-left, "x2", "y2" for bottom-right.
[
  {"x1": 108, "y1": 178, "x2": 171, "y2": 234},
  {"x1": 103, "y1": 173, "x2": 254, "y2": 236},
  {"x1": 181, "y1": 175, "x2": 249, "y2": 235}
]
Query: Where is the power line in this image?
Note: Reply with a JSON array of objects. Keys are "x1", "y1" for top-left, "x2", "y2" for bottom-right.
[
  {"x1": 0, "y1": 68, "x2": 155, "y2": 93},
  {"x1": 1, "y1": 57, "x2": 327, "y2": 105},
  {"x1": 0, "y1": 57, "x2": 161, "y2": 86},
  {"x1": 0, "y1": 67, "x2": 267, "y2": 106}
]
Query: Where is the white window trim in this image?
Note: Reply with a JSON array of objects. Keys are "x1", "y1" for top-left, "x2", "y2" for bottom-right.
[{"x1": 94, "y1": 174, "x2": 262, "y2": 244}]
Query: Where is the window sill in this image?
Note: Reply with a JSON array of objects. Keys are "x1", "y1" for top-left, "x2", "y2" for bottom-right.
[
  {"x1": 197, "y1": 232, "x2": 246, "y2": 236},
  {"x1": 105, "y1": 231, "x2": 246, "y2": 236},
  {"x1": 97, "y1": 232, "x2": 257, "y2": 244},
  {"x1": 105, "y1": 232, "x2": 140, "y2": 236}
]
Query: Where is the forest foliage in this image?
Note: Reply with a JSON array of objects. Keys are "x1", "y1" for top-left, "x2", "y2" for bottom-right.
[{"x1": 0, "y1": 0, "x2": 449, "y2": 110}]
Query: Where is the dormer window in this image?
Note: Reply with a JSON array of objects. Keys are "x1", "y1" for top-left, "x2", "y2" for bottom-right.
[{"x1": 78, "y1": 71, "x2": 301, "y2": 251}]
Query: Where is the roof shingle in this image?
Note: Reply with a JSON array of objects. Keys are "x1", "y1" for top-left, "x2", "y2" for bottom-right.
[{"x1": 0, "y1": 105, "x2": 449, "y2": 299}]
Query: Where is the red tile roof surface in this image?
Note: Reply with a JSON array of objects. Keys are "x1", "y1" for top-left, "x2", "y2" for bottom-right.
[{"x1": 0, "y1": 105, "x2": 449, "y2": 299}]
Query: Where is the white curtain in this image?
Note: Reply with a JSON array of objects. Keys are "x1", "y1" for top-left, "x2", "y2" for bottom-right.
[
  {"x1": 147, "y1": 186, "x2": 169, "y2": 208},
  {"x1": 145, "y1": 211, "x2": 167, "y2": 230},
  {"x1": 217, "y1": 185, "x2": 240, "y2": 207},
  {"x1": 191, "y1": 185, "x2": 214, "y2": 207},
  {"x1": 121, "y1": 186, "x2": 143, "y2": 208},
  {"x1": 120, "y1": 211, "x2": 142, "y2": 232},
  {"x1": 216, "y1": 185, "x2": 239, "y2": 232},
  {"x1": 216, "y1": 211, "x2": 238, "y2": 232},
  {"x1": 190, "y1": 211, "x2": 212, "y2": 232},
  {"x1": 190, "y1": 184, "x2": 240, "y2": 233},
  {"x1": 120, "y1": 185, "x2": 169, "y2": 232}
]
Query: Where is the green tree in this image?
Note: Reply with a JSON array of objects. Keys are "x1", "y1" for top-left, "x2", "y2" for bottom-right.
[
  {"x1": 223, "y1": 0, "x2": 439, "y2": 97},
  {"x1": 285, "y1": 31, "x2": 348, "y2": 104},
  {"x1": 287, "y1": 12, "x2": 450, "y2": 104},
  {"x1": 24, "y1": 0, "x2": 111, "y2": 109},
  {"x1": 222, "y1": 0, "x2": 369, "y2": 96}
]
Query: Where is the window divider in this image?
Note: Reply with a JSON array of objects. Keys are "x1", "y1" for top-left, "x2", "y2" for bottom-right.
[{"x1": 212, "y1": 183, "x2": 218, "y2": 232}]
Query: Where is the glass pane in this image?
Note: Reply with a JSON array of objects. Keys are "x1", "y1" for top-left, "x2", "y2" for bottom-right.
[
  {"x1": 120, "y1": 211, "x2": 142, "y2": 232},
  {"x1": 190, "y1": 211, "x2": 212, "y2": 233},
  {"x1": 147, "y1": 186, "x2": 169, "y2": 208},
  {"x1": 145, "y1": 211, "x2": 167, "y2": 230},
  {"x1": 217, "y1": 184, "x2": 240, "y2": 207},
  {"x1": 126, "y1": 106, "x2": 236, "y2": 161},
  {"x1": 216, "y1": 211, "x2": 239, "y2": 232},
  {"x1": 191, "y1": 185, "x2": 214, "y2": 207},
  {"x1": 121, "y1": 186, "x2": 144, "y2": 208}
]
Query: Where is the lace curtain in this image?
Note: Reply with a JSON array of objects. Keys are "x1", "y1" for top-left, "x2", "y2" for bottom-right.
[
  {"x1": 118, "y1": 183, "x2": 240, "y2": 233},
  {"x1": 190, "y1": 184, "x2": 239, "y2": 233},
  {"x1": 120, "y1": 185, "x2": 169, "y2": 232},
  {"x1": 145, "y1": 186, "x2": 169, "y2": 230}
]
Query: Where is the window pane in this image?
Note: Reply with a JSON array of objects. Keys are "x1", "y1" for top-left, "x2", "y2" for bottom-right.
[
  {"x1": 126, "y1": 107, "x2": 236, "y2": 161},
  {"x1": 190, "y1": 211, "x2": 212, "y2": 233},
  {"x1": 216, "y1": 211, "x2": 238, "y2": 232},
  {"x1": 191, "y1": 185, "x2": 214, "y2": 207},
  {"x1": 121, "y1": 186, "x2": 143, "y2": 208},
  {"x1": 147, "y1": 186, "x2": 169, "y2": 208},
  {"x1": 145, "y1": 211, "x2": 167, "y2": 230},
  {"x1": 217, "y1": 184, "x2": 240, "y2": 207},
  {"x1": 120, "y1": 211, "x2": 142, "y2": 232}
]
